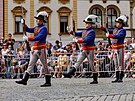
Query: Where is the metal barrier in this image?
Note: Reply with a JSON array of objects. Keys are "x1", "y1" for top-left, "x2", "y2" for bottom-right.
[{"x1": 0, "y1": 50, "x2": 135, "y2": 78}]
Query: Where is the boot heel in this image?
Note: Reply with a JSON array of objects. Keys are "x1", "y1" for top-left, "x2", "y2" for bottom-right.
[
  {"x1": 15, "y1": 72, "x2": 29, "y2": 85},
  {"x1": 40, "y1": 75, "x2": 51, "y2": 87}
]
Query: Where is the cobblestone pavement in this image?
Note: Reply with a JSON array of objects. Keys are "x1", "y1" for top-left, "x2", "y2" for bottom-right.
[{"x1": 0, "y1": 78, "x2": 135, "y2": 101}]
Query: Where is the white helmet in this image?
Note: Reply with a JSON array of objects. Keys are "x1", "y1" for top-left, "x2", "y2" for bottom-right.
[
  {"x1": 83, "y1": 14, "x2": 98, "y2": 24},
  {"x1": 34, "y1": 11, "x2": 48, "y2": 22},
  {"x1": 115, "y1": 15, "x2": 128, "y2": 26}
]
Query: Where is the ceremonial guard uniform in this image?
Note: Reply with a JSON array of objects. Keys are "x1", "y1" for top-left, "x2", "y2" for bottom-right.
[
  {"x1": 100, "y1": 15, "x2": 127, "y2": 83},
  {"x1": 64, "y1": 15, "x2": 98, "y2": 84},
  {"x1": 16, "y1": 11, "x2": 51, "y2": 87}
]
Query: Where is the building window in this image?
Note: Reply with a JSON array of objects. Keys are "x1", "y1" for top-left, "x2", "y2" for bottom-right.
[
  {"x1": 91, "y1": 8, "x2": 102, "y2": 28},
  {"x1": 107, "y1": 8, "x2": 117, "y2": 28},
  {"x1": 60, "y1": 16, "x2": 68, "y2": 33},
  {"x1": 15, "y1": 16, "x2": 23, "y2": 33}
]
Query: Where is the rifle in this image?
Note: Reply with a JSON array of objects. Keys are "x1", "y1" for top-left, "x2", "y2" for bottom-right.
[
  {"x1": 21, "y1": 6, "x2": 31, "y2": 51},
  {"x1": 105, "y1": 7, "x2": 112, "y2": 47},
  {"x1": 106, "y1": 27, "x2": 112, "y2": 46},
  {"x1": 67, "y1": 16, "x2": 77, "y2": 42}
]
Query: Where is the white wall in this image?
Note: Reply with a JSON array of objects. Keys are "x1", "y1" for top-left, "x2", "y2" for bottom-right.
[
  {"x1": 8, "y1": 0, "x2": 133, "y2": 42},
  {"x1": 133, "y1": 7, "x2": 135, "y2": 29},
  {"x1": 77, "y1": 0, "x2": 130, "y2": 30}
]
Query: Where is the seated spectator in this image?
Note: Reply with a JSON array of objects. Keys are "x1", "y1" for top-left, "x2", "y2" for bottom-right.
[
  {"x1": 52, "y1": 40, "x2": 60, "y2": 51},
  {"x1": 16, "y1": 41, "x2": 25, "y2": 58},
  {"x1": 69, "y1": 50, "x2": 78, "y2": 67},
  {"x1": 10, "y1": 50, "x2": 29, "y2": 79},
  {"x1": 71, "y1": 42, "x2": 80, "y2": 53},
  {"x1": 53, "y1": 49, "x2": 68, "y2": 78},
  {"x1": 36, "y1": 59, "x2": 44, "y2": 78},
  {"x1": 64, "y1": 43, "x2": 73, "y2": 56}
]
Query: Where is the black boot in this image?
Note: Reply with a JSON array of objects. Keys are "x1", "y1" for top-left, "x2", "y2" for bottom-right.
[
  {"x1": 117, "y1": 71, "x2": 124, "y2": 83},
  {"x1": 90, "y1": 73, "x2": 98, "y2": 84},
  {"x1": 112, "y1": 71, "x2": 119, "y2": 83},
  {"x1": 40, "y1": 75, "x2": 51, "y2": 87},
  {"x1": 12, "y1": 75, "x2": 17, "y2": 79},
  {"x1": 63, "y1": 67, "x2": 76, "y2": 78},
  {"x1": 15, "y1": 72, "x2": 29, "y2": 85}
]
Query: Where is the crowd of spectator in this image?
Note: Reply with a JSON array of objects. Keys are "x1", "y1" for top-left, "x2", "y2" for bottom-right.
[{"x1": 0, "y1": 34, "x2": 135, "y2": 79}]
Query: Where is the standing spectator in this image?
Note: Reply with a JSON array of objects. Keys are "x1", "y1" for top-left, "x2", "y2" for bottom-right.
[
  {"x1": 4, "y1": 33, "x2": 15, "y2": 51},
  {"x1": 53, "y1": 40, "x2": 60, "y2": 51},
  {"x1": 47, "y1": 42, "x2": 52, "y2": 57},
  {"x1": 5, "y1": 45, "x2": 15, "y2": 78}
]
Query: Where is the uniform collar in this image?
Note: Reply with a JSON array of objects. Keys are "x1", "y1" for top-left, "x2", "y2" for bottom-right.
[
  {"x1": 38, "y1": 24, "x2": 44, "y2": 27},
  {"x1": 116, "y1": 27, "x2": 123, "y2": 30},
  {"x1": 86, "y1": 27, "x2": 92, "y2": 31}
]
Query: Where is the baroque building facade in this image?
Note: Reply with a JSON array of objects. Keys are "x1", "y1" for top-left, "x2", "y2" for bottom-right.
[
  {"x1": 3, "y1": 0, "x2": 135, "y2": 43},
  {"x1": 0, "y1": 0, "x2": 3, "y2": 38}
]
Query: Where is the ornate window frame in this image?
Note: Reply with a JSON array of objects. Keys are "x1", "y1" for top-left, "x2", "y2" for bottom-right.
[
  {"x1": 11, "y1": 6, "x2": 27, "y2": 34},
  {"x1": 57, "y1": 7, "x2": 71, "y2": 35},
  {"x1": 39, "y1": 0, "x2": 51, "y2": 4},
  {"x1": 58, "y1": 0, "x2": 70, "y2": 4},
  {"x1": 13, "y1": 0, "x2": 25, "y2": 4}
]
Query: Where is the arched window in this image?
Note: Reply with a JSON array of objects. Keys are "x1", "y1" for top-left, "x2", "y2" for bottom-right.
[
  {"x1": 15, "y1": 16, "x2": 23, "y2": 33},
  {"x1": 91, "y1": 8, "x2": 102, "y2": 28},
  {"x1": 57, "y1": 7, "x2": 71, "y2": 34},
  {"x1": 11, "y1": 6, "x2": 27, "y2": 34},
  {"x1": 107, "y1": 8, "x2": 117, "y2": 28}
]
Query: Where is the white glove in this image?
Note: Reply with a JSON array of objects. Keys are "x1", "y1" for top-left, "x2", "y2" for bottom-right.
[
  {"x1": 67, "y1": 25, "x2": 72, "y2": 33},
  {"x1": 23, "y1": 35, "x2": 28, "y2": 41},
  {"x1": 73, "y1": 37, "x2": 77, "y2": 42},
  {"x1": 106, "y1": 32, "x2": 109, "y2": 37},
  {"x1": 95, "y1": 22, "x2": 101, "y2": 28}
]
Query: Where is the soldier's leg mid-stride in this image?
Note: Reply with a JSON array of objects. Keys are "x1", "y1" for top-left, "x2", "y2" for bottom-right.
[{"x1": 15, "y1": 11, "x2": 51, "y2": 87}]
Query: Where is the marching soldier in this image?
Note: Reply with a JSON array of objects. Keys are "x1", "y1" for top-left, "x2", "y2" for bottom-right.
[
  {"x1": 97, "y1": 15, "x2": 127, "y2": 83},
  {"x1": 64, "y1": 15, "x2": 98, "y2": 84},
  {"x1": 15, "y1": 11, "x2": 51, "y2": 87}
]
